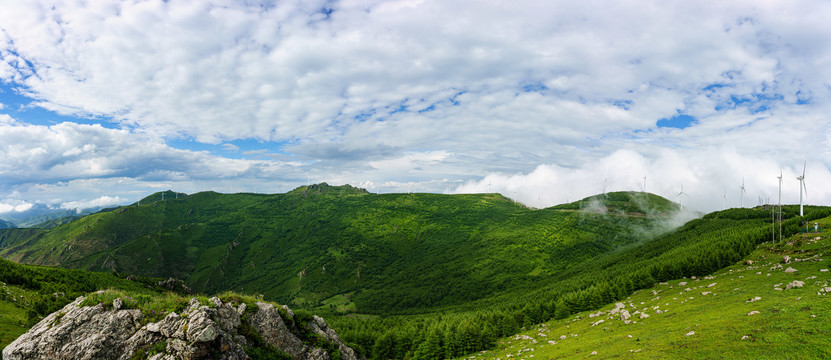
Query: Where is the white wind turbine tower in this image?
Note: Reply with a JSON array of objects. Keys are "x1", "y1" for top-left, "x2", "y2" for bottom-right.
[
  {"x1": 722, "y1": 188, "x2": 727, "y2": 210},
  {"x1": 739, "y1": 178, "x2": 746, "y2": 208},
  {"x1": 797, "y1": 161, "x2": 807, "y2": 216},
  {"x1": 777, "y1": 169, "x2": 783, "y2": 242},
  {"x1": 675, "y1": 184, "x2": 688, "y2": 207}
]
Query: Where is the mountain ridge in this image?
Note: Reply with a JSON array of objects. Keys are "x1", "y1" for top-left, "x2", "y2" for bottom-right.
[{"x1": 0, "y1": 187, "x2": 680, "y2": 315}]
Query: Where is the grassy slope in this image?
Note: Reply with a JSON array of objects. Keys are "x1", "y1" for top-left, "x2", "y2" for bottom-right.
[
  {"x1": 0, "y1": 186, "x2": 677, "y2": 315},
  {"x1": 465, "y1": 215, "x2": 831, "y2": 360}
]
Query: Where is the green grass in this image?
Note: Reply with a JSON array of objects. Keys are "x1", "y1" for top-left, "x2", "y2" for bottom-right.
[
  {"x1": 463, "y1": 216, "x2": 831, "y2": 359},
  {"x1": 0, "y1": 283, "x2": 33, "y2": 347},
  {"x1": 317, "y1": 292, "x2": 358, "y2": 314}
]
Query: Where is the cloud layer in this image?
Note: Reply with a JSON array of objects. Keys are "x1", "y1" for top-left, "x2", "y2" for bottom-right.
[{"x1": 1, "y1": 0, "x2": 830, "y2": 212}]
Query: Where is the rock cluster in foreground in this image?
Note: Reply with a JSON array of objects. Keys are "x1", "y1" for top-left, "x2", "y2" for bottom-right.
[{"x1": 2, "y1": 294, "x2": 359, "y2": 360}]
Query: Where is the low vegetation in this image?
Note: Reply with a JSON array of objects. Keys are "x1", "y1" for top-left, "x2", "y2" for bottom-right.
[{"x1": 2, "y1": 186, "x2": 828, "y2": 359}]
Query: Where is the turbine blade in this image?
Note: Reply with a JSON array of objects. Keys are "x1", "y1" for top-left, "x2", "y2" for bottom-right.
[
  {"x1": 803, "y1": 181, "x2": 808, "y2": 197},
  {"x1": 803, "y1": 160, "x2": 807, "y2": 178}
]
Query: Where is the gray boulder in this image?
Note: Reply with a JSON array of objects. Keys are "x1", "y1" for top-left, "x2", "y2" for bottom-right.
[{"x1": 2, "y1": 294, "x2": 360, "y2": 360}]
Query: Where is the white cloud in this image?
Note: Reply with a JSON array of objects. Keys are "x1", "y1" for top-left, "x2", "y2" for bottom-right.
[
  {"x1": 0, "y1": 1, "x2": 830, "y2": 213},
  {"x1": 453, "y1": 148, "x2": 830, "y2": 213},
  {"x1": 368, "y1": 151, "x2": 451, "y2": 172},
  {"x1": 2, "y1": 0, "x2": 830, "y2": 146},
  {"x1": 0, "y1": 200, "x2": 33, "y2": 214},
  {"x1": 60, "y1": 195, "x2": 123, "y2": 212},
  {"x1": 0, "y1": 121, "x2": 307, "y2": 185},
  {"x1": 0, "y1": 114, "x2": 15, "y2": 125}
]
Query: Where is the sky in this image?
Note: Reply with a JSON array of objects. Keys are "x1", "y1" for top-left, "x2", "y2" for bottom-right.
[{"x1": 1, "y1": 0, "x2": 830, "y2": 216}]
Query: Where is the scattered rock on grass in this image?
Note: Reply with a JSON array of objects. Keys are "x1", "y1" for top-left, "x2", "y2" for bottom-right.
[{"x1": 786, "y1": 280, "x2": 805, "y2": 289}]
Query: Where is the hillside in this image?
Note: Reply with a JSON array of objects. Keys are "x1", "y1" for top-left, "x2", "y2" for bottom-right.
[
  {"x1": 466, "y1": 214, "x2": 831, "y2": 359},
  {"x1": 326, "y1": 205, "x2": 830, "y2": 359},
  {"x1": 0, "y1": 219, "x2": 15, "y2": 229},
  {"x1": 551, "y1": 191, "x2": 683, "y2": 216},
  {"x1": 0, "y1": 186, "x2": 680, "y2": 315}
]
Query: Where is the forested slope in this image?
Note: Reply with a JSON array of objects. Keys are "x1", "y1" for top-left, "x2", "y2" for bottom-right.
[
  {"x1": 328, "y1": 205, "x2": 830, "y2": 359},
  {"x1": 0, "y1": 185, "x2": 678, "y2": 315}
]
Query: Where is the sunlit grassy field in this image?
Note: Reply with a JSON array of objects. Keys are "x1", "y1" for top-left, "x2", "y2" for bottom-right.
[{"x1": 464, "y1": 216, "x2": 831, "y2": 359}]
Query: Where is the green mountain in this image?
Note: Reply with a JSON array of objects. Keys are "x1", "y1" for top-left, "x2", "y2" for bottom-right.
[
  {"x1": 0, "y1": 205, "x2": 103, "y2": 229},
  {"x1": 0, "y1": 219, "x2": 15, "y2": 229},
  {"x1": 28, "y1": 215, "x2": 83, "y2": 229},
  {"x1": 0, "y1": 186, "x2": 679, "y2": 315},
  {"x1": 3, "y1": 185, "x2": 828, "y2": 359}
]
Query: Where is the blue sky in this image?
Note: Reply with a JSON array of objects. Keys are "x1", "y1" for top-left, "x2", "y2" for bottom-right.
[{"x1": 1, "y1": 0, "x2": 831, "y2": 215}]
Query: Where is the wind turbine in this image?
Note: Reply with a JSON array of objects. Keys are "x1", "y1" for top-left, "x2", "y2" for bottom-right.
[
  {"x1": 739, "y1": 178, "x2": 746, "y2": 208},
  {"x1": 643, "y1": 176, "x2": 647, "y2": 193},
  {"x1": 797, "y1": 161, "x2": 807, "y2": 216},
  {"x1": 722, "y1": 188, "x2": 727, "y2": 210},
  {"x1": 777, "y1": 169, "x2": 783, "y2": 242},
  {"x1": 675, "y1": 184, "x2": 688, "y2": 207}
]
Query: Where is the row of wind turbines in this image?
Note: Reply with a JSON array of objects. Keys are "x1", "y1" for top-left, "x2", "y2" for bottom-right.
[{"x1": 666, "y1": 161, "x2": 810, "y2": 217}]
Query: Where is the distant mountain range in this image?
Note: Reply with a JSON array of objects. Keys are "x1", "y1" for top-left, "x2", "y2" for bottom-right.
[
  {"x1": 0, "y1": 204, "x2": 105, "y2": 229},
  {"x1": 0, "y1": 219, "x2": 15, "y2": 229}
]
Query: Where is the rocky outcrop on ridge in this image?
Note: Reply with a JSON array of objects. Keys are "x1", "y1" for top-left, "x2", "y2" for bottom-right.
[{"x1": 2, "y1": 294, "x2": 359, "y2": 360}]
